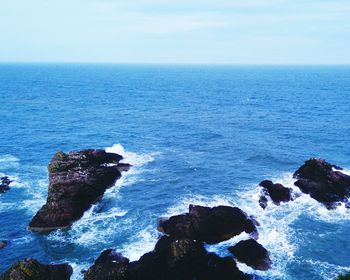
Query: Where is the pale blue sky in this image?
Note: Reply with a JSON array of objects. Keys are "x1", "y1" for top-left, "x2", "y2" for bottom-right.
[{"x1": 1, "y1": 0, "x2": 349, "y2": 64}]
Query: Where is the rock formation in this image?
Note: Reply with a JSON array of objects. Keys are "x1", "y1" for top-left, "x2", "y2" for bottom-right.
[
  {"x1": 228, "y1": 239, "x2": 272, "y2": 271},
  {"x1": 258, "y1": 180, "x2": 293, "y2": 209},
  {"x1": 293, "y1": 158, "x2": 350, "y2": 209},
  {"x1": 84, "y1": 204, "x2": 270, "y2": 280},
  {"x1": 0, "y1": 176, "x2": 12, "y2": 193},
  {"x1": 29, "y1": 149, "x2": 130, "y2": 231},
  {"x1": 0, "y1": 258, "x2": 72, "y2": 280},
  {"x1": 158, "y1": 204, "x2": 258, "y2": 243},
  {"x1": 84, "y1": 236, "x2": 249, "y2": 280}
]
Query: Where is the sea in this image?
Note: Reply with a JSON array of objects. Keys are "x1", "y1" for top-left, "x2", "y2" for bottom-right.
[{"x1": 0, "y1": 64, "x2": 349, "y2": 280}]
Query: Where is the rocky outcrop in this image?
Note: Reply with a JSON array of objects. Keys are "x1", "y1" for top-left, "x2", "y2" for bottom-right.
[
  {"x1": 29, "y1": 149, "x2": 130, "y2": 232},
  {"x1": 157, "y1": 205, "x2": 258, "y2": 244},
  {"x1": 258, "y1": 180, "x2": 293, "y2": 209},
  {"x1": 84, "y1": 236, "x2": 249, "y2": 280},
  {"x1": 0, "y1": 176, "x2": 12, "y2": 193},
  {"x1": 0, "y1": 258, "x2": 72, "y2": 280},
  {"x1": 293, "y1": 158, "x2": 350, "y2": 209},
  {"x1": 0, "y1": 240, "x2": 8, "y2": 249},
  {"x1": 85, "y1": 204, "x2": 270, "y2": 280},
  {"x1": 228, "y1": 239, "x2": 271, "y2": 271}
]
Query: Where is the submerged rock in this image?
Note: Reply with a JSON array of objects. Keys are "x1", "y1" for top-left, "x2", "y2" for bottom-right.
[
  {"x1": 228, "y1": 239, "x2": 271, "y2": 271},
  {"x1": 29, "y1": 149, "x2": 130, "y2": 231},
  {"x1": 0, "y1": 258, "x2": 72, "y2": 280},
  {"x1": 84, "y1": 236, "x2": 249, "y2": 280},
  {"x1": 0, "y1": 176, "x2": 12, "y2": 193},
  {"x1": 158, "y1": 204, "x2": 258, "y2": 244},
  {"x1": 293, "y1": 158, "x2": 350, "y2": 209},
  {"x1": 0, "y1": 240, "x2": 8, "y2": 249},
  {"x1": 258, "y1": 180, "x2": 293, "y2": 209}
]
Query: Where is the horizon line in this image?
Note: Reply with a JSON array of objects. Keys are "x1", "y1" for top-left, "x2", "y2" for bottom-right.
[{"x1": 0, "y1": 61, "x2": 349, "y2": 66}]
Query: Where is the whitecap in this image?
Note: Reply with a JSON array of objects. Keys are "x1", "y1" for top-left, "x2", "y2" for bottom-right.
[
  {"x1": 120, "y1": 226, "x2": 159, "y2": 261},
  {"x1": 0, "y1": 155, "x2": 19, "y2": 168}
]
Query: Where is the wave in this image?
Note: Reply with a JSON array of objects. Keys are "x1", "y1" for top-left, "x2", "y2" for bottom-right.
[{"x1": 0, "y1": 155, "x2": 19, "y2": 169}]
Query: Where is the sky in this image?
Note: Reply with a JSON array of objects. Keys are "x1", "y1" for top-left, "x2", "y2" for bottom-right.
[{"x1": 0, "y1": 0, "x2": 350, "y2": 64}]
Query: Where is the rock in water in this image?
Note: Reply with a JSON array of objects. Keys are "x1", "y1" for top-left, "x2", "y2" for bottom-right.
[
  {"x1": 84, "y1": 236, "x2": 249, "y2": 280},
  {"x1": 157, "y1": 204, "x2": 258, "y2": 244},
  {"x1": 228, "y1": 239, "x2": 272, "y2": 271},
  {"x1": 293, "y1": 158, "x2": 350, "y2": 209},
  {"x1": 84, "y1": 249, "x2": 130, "y2": 280},
  {"x1": 29, "y1": 149, "x2": 130, "y2": 231},
  {"x1": 0, "y1": 176, "x2": 12, "y2": 193},
  {"x1": 0, "y1": 240, "x2": 8, "y2": 249},
  {"x1": 258, "y1": 180, "x2": 293, "y2": 209},
  {"x1": 0, "y1": 258, "x2": 72, "y2": 280}
]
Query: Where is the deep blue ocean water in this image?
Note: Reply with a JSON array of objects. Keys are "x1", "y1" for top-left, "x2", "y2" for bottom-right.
[{"x1": 0, "y1": 64, "x2": 350, "y2": 279}]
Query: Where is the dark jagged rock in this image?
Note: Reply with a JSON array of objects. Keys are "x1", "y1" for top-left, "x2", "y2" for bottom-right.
[
  {"x1": 29, "y1": 149, "x2": 130, "y2": 232},
  {"x1": 293, "y1": 158, "x2": 350, "y2": 209},
  {"x1": 84, "y1": 236, "x2": 250, "y2": 280},
  {"x1": 228, "y1": 239, "x2": 272, "y2": 271},
  {"x1": 0, "y1": 258, "x2": 72, "y2": 280},
  {"x1": 0, "y1": 240, "x2": 8, "y2": 249},
  {"x1": 84, "y1": 249, "x2": 130, "y2": 280},
  {"x1": 157, "y1": 205, "x2": 258, "y2": 244},
  {"x1": 0, "y1": 176, "x2": 12, "y2": 193},
  {"x1": 258, "y1": 180, "x2": 293, "y2": 209}
]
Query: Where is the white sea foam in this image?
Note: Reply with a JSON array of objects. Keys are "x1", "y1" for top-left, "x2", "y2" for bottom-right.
[
  {"x1": 0, "y1": 155, "x2": 19, "y2": 168},
  {"x1": 120, "y1": 227, "x2": 159, "y2": 261}
]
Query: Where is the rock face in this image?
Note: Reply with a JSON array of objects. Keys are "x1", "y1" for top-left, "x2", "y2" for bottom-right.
[
  {"x1": 293, "y1": 158, "x2": 350, "y2": 209},
  {"x1": 158, "y1": 204, "x2": 258, "y2": 244},
  {"x1": 258, "y1": 180, "x2": 293, "y2": 209},
  {"x1": 228, "y1": 239, "x2": 272, "y2": 271},
  {"x1": 0, "y1": 258, "x2": 72, "y2": 280},
  {"x1": 84, "y1": 236, "x2": 249, "y2": 280},
  {"x1": 29, "y1": 149, "x2": 130, "y2": 231},
  {"x1": 0, "y1": 176, "x2": 12, "y2": 193}
]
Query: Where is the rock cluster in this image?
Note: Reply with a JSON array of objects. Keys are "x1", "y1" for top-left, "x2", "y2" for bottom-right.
[
  {"x1": 84, "y1": 205, "x2": 271, "y2": 280},
  {"x1": 29, "y1": 149, "x2": 130, "y2": 232},
  {"x1": 259, "y1": 158, "x2": 350, "y2": 210},
  {"x1": 0, "y1": 258, "x2": 72, "y2": 280}
]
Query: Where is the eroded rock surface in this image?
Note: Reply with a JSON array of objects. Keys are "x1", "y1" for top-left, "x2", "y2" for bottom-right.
[
  {"x1": 259, "y1": 180, "x2": 293, "y2": 209},
  {"x1": 158, "y1": 204, "x2": 258, "y2": 243},
  {"x1": 0, "y1": 258, "x2": 72, "y2": 280},
  {"x1": 229, "y1": 239, "x2": 271, "y2": 271},
  {"x1": 29, "y1": 149, "x2": 130, "y2": 231},
  {"x1": 84, "y1": 236, "x2": 249, "y2": 280},
  {"x1": 293, "y1": 158, "x2": 350, "y2": 209}
]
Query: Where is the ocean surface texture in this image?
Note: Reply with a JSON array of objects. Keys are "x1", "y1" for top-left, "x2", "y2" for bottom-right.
[{"x1": 0, "y1": 64, "x2": 349, "y2": 280}]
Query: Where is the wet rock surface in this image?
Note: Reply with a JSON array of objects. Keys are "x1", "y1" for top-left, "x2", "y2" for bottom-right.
[
  {"x1": 293, "y1": 158, "x2": 350, "y2": 209},
  {"x1": 0, "y1": 176, "x2": 12, "y2": 193},
  {"x1": 228, "y1": 239, "x2": 272, "y2": 271},
  {"x1": 29, "y1": 149, "x2": 130, "y2": 232},
  {"x1": 259, "y1": 180, "x2": 293, "y2": 209},
  {"x1": 157, "y1": 204, "x2": 258, "y2": 243},
  {"x1": 84, "y1": 236, "x2": 250, "y2": 280},
  {"x1": 0, "y1": 258, "x2": 72, "y2": 280}
]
